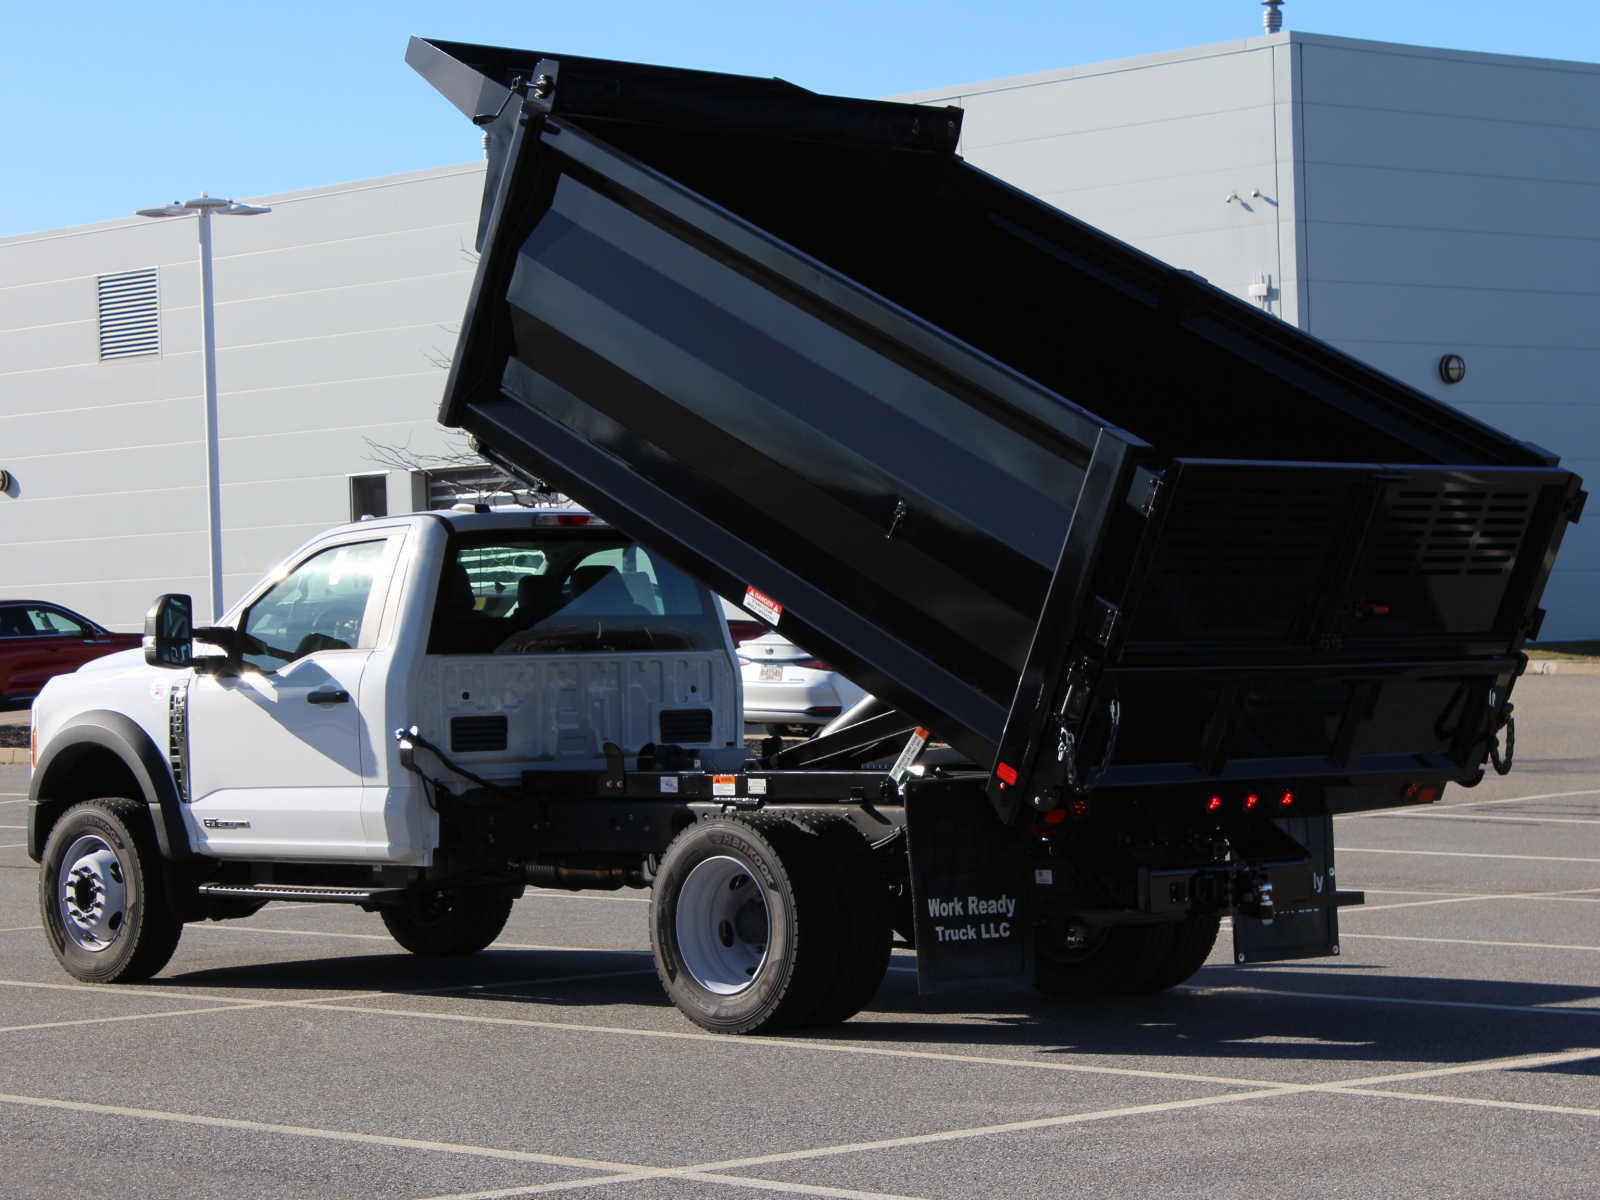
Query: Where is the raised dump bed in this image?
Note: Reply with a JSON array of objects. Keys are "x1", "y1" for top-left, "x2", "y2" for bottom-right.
[{"x1": 410, "y1": 38, "x2": 1582, "y2": 808}]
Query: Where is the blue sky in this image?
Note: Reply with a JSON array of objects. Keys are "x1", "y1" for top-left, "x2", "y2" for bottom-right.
[{"x1": 4, "y1": 0, "x2": 1595, "y2": 236}]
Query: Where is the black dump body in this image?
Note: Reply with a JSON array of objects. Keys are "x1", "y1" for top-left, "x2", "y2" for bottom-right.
[{"x1": 411, "y1": 38, "x2": 1582, "y2": 818}]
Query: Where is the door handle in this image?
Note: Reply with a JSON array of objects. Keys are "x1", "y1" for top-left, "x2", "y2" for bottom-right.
[{"x1": 307, "y1": 688, "x2": 350, "y2": 705}]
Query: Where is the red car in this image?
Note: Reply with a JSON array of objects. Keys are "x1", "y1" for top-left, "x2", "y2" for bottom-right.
[{"x1": 0, "y1": 601, "x2": 141, "y2": 704}]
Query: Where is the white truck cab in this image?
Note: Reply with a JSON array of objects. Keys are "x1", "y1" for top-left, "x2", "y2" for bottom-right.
[{"x1": 34, "y1": 508, "x2": 743, "y2": 868}]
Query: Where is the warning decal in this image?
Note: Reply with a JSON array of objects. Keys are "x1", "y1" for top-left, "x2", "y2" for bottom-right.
[{"x1": 743, "y1": 587, "x2": 783, "y2": 626}]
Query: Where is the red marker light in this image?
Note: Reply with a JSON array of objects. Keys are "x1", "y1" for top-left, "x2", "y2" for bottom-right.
[
  {"x1": 1279, "y1": 790, "x2": 1295, "y2": 808},
  {"x1": 1042, "y1": 808, "x2": 1067, "y2": 825},
  {"x1": 555, "y1": 514, "x2": 592, "y2": 526},
  {"x1": 1071, "y1": 798, "x2": 1090, "y2": 819},
  {"x1": 995, "y1": 762, "x2": 1018, "y2": 788},
  {"x1": 1245, "y1": 793, "x2": 1260, "y2": 810},
  {"x1": 1206, "y1": 795, "x2": 1224, "y2": 813}
]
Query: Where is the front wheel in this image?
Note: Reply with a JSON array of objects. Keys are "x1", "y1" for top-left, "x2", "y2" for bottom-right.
[
  {"x1": 650, "y1": 818, "x2": 842, "y2": 1034},
  {"x1": 39, "y1": 797, "x2": 182, "y2": 983},
  {"x1": 381, "y1": 887, "x2": 515, "y2": 956}
]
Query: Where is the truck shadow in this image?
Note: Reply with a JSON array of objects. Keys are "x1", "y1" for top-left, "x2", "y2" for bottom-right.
[
  {"x1": 163, "y1": 950, "x2": 1600, "y2": 1071},
  {"x1": 841, "y1": 962, "x2": 1600, "y2": 1072}
]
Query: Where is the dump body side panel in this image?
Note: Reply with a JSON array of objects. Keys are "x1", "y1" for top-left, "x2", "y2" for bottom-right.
[{"x1": 412, "y1": 41, "x2": 1581, "y2": 802}]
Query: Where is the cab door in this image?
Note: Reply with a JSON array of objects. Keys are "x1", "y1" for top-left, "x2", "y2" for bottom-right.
[{"x1": 185, "y1": 533, "x2": 402, "y2": 860}]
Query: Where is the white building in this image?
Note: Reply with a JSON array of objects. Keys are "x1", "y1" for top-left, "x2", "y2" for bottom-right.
[{"x1": 3, "y1": 31, "x2": 1597, "y2": 634}]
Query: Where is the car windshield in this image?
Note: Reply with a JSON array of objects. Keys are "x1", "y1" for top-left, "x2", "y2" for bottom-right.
[{"x1": 429, "y1": 529, "x2": 722, "y2": 655}]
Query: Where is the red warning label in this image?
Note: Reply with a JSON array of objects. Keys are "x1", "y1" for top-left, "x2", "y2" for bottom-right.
[{"x1": 743, "y1": 587, "x2": 783, "y2": 626}]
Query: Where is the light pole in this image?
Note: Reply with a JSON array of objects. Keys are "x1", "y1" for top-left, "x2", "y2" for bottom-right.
[{"x1": 135, "y1": 194, "x2": 270, "y2": 622}]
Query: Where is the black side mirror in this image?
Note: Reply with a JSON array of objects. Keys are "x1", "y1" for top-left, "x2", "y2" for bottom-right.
[{"x1": 143, "y1": 594, "x2": 193, "y2": 669}]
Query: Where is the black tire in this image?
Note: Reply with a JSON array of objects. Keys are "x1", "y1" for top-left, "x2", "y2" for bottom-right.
[
  {"x1": 1034, "y1": 920, "x2": 1176, "y2": 1000},
  {"x1": 1125, "y1": 915, "x2": 1222, "y2": 994},
  {"x1": 38, "y1": 797, "x2": 182, "y2": 983},
  {"x1": 805, "y1": 817, "x2": 892, "y2": 1026},
  {"x1": 381, "y1": 887, "x2": 515, "y2": 956},
  {"x1": 650, "y1": 817, "x2": 842, "y2": 1034}
]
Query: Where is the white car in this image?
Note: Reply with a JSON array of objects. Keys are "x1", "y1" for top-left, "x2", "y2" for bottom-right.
[{"x1": 735, "y1": 629, "x2": 868, "y2": 736}]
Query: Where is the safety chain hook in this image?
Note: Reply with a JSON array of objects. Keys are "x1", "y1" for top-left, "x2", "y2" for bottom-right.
[{"x1": 1487, "y1": 687, "x2": 1516, "y2": 776}]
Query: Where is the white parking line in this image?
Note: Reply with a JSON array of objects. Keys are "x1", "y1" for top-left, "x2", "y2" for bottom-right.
[
  {"x1": 1353, "y1": 812, "x2": 1600, "y2": 827},
  {"x1": 1340, "y1": 846, "x2": 1600, "y2": 864},
  {"x1": 422, "y1": 1174, "x2": 935, "y2": 1200},
  {"x1": 189, "y1": 923, "x2": 645, "y2": 957},
  {"x1": 303, "y1": 999, "x2": 1274, "y2": 1089},
  {"x1": 525, "y1": 890, "x2": 650, "y2": 904},
  {"x1": 1341, "y1": 932, "x2": 1600, "y2": 953},
  {"x1": 1332, "y1": 1087, "x2": 1600, "y2": 1120},
  {"x1": 0, "y1": 1091, "x2": 637, "y2": 1173},
  {"x1": 0, "y1": 842, "x2": 25, "y2": 850},
  {"x1": 1350, "y1": 886, "x2": 1600, "y2": 913},
  {"x1": 1189, "y1": 982, "x2": 1600, "y2": 1020},
  {"x1": 1, "y1": 1035, "x2": 1596, "y2": 1200},
  {"x1": 1343, "y1": 788, "x2": 1600, "y2": 819}
]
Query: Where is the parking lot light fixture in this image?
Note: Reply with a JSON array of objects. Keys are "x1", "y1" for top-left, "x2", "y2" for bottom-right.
[{"x1": 135, "y1": 194, "x2": 271, "y2": 622}]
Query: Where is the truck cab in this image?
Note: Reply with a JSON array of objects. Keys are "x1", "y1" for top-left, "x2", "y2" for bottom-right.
[{"x1": 28, "y1": 507, "x2": 744, "y2": 980}]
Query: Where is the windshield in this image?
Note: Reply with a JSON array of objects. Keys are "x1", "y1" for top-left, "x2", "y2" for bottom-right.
[{"x1": 429, "y1": 529, "x2": 723, "y2": 655}]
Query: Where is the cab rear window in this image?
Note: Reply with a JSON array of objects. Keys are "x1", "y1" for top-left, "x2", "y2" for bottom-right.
[{"x1": 430, "y1": 531, "x2": 722, "y2": 655}]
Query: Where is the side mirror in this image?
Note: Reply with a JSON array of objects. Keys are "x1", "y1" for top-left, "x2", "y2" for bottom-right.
[{"x1": 143, "y1": 594, "x2": 193, "y2": 669}]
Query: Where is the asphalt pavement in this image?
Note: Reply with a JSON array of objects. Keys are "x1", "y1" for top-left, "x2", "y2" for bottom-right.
[{"x1": 3, "y1": 675, "x2": 1600, "y2": 1198}]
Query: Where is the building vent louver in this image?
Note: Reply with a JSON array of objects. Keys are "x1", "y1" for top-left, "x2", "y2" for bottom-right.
[{"x1": 97, "y1": 268, "x2": 160, "y2": 360}]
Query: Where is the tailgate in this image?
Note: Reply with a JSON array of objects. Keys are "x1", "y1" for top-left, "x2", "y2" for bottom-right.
[{"x1": 994, "y1": 459, "x2": 1582, "y2": 810}]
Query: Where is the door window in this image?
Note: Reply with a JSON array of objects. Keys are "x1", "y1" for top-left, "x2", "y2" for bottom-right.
[
  {"x1": 28, "y1": 607, "x2": 90, "y2": 637},
  {"x1": 239, "y1": 540, "x2": 388, "y2": 673}
]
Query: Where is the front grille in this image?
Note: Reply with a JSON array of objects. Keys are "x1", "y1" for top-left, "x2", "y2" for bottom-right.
[
  {"x1": 660, "y1": 708, "x2": 713, "y2": 744},
  {"x1": 451, "y1": 714, "x2": 508, "y2": 752}
]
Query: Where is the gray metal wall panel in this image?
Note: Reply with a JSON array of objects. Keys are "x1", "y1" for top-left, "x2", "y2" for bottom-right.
[
  {"x1": 1294, "y1": 37, "x2": 1600, "y2": 636},
  {"x1": 0, "y1": 164, "x2": 485, "y2": 630}
]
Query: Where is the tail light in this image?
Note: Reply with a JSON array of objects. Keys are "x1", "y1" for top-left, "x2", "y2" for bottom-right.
[
  {"x1": 1205, "y1": 787, "x2": 1304, "y2": 815},
  {"x1": 794, "y1": 659, "x2": 830, "y2": 671}
]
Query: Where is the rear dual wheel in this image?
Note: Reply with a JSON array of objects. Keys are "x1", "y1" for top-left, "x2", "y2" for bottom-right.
[
  {"x1": 650, "y1": 816, "x2": 890, "y2": 1034},
  {"x1": 1035, "y1": 914, "x2": 1220, "y2": 999},
  {"x1": 381, "y1": 887, "x2": 515, "y2": 956}
]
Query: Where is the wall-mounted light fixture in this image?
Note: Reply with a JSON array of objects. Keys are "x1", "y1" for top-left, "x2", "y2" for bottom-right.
[
  {"x1": 0, "y1": 469, "x2": 11, "y2": 491},
  {"x1": 1438, "y1": 354, "x2": 1467, "y2": 385}
]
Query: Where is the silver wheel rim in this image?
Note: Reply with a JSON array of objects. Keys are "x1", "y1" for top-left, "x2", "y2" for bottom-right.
[
  {"x1": 58, "y1": 834, "x2": 129, "y2": 953},
  {"x1": 675, "y1": 855, "x2": 770, "y2": 995}
]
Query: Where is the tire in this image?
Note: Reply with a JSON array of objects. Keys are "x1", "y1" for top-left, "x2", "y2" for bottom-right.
[
  {"x1": 38, "y1": 797, "x2": 182, "y2": 983},
  {"x1": 1125, "y1": 915, "x2": 1222, "y2": 994},
  {"x1": 650, "y1": 817, "x2": 842, "y2": 1034},
  {"x1": 381, "y1": 887, "x2": 515, "y2": 956},
  {"x1": 805, "y1": 817, "x2": 892, "y2": 1026},
  {"x1": 1033, "y1": 920, "x2": 1175, "y2": 1000}
]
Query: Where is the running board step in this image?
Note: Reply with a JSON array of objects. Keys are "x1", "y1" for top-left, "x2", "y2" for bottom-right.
[{"x1": 197, "y1": 883, "x2": 406, "y2": 905}]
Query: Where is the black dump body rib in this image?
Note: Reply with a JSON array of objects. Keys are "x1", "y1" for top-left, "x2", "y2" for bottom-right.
[{"x1": 410, "y1": 37, "x2": 1582, "y2": 816}]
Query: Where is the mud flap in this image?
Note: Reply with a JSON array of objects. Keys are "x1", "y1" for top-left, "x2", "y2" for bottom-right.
[
  {"x1": 1233, "y1": 814, "x2": 1341, "y2": 964},
  {"x1": 904, "y1": 777, "x2": 1031, "y2": 994}
]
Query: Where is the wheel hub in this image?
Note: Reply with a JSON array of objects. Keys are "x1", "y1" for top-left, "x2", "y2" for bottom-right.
[
  {"x1": 676, "y1": 856, "x2": 770, "y2": 995},
  {"x1": 58, "y1": 834, "x2": 129, "y2": 952}
]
